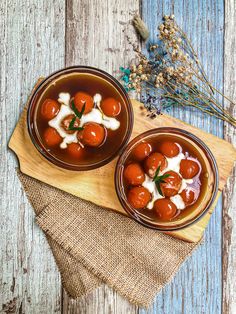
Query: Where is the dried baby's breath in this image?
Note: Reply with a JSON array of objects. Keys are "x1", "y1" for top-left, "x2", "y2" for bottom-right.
[{"x1": 120, "y1": 15, "x2": 236, "y2": 126}]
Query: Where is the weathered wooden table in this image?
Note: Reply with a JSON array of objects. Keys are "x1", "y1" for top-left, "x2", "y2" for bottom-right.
[{"x1": 1, "y1": 0, "x2": 235, "y2": 313}]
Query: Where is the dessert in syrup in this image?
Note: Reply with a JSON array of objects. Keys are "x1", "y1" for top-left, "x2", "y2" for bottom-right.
[
  {"x1": 33, "y1": 71, "x2": 132, "y2": 167},
  {"x1": 121, "y1": 133, "x2": 214, "y2": 223}
]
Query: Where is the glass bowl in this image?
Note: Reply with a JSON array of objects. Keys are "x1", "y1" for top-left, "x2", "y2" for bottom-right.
[
  {"x1": 27, "y1": 66, "x2": 133, "y2": 171},
  {"x1": 115, "y1": 127, "x2": 219, "y2": 231}
]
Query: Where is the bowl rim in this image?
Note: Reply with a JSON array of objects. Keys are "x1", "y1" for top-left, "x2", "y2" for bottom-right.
[
  {"x1": 114, "y1": 127, "x2": 219, "y2": 231},
  {"x1": 27, "y1": 65, "x2": 134, "y2": 171}
]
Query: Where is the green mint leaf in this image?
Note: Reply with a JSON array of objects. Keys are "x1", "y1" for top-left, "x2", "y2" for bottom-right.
[
  {"x1": 160, "y1": 174, "x2": 170, "y2": 180},
  {"x1": 160, "y1": 179, "x2": 167, "y2": 183},
  {"x1": 152, "y1": 167, "x2": 170, "y2": 196},
  {"x1": 68, "y1": 115, "x2": 84, "y2": 131},
  {"x1": 68, "y1": 126, "x2": 84, "y2": 131},
  {"x1": 71, "y1": 100, "x2": 81, "y2": 118},
  {"x1": 68, "y1": 116, "x2": 77, "y2": 130},
  {"x1": 156, "y1": 182, "x2": 164, "y2": 196},
  {"x1": 71, "y1": 100, "x2": 86, "y2": 119},
  {"x1": 153, "y1": 166, "x2": 161, "y2": 182},
  {"x1": 79, "y1": 102, "x2": 86, "y2": 118}
]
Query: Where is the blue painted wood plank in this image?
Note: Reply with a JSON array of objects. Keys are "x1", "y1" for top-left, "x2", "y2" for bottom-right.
[{"x1": 140, "y1": 0, "x2": 224, "y2": 313}]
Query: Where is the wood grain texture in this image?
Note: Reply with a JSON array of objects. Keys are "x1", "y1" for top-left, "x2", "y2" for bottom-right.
[
  {"x1": 1, "y1": 0, "x2": 235, "y2": 313},
  {"x1": 140, "y1": 0, "x2": 225, "y2": 313},
  {"x1": 223, "y1": 0, "x2": 236, "y2": 313},
  {"x1": 63, "y1": 0, "x2": 140, "y2": 312},
  {"x1": 62, "y1": 284, "x2": 138, "y2": 314},
  {"x1": 9, "y1": 99, "x2": 236, "y2": 243},
  {"x1": 0, "y1": 0, "x2": 65, "y2": 313}
]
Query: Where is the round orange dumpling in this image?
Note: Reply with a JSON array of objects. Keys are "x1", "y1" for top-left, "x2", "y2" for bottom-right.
[
  {"x1": 144, "y1": 152, "x2": 167, "y2": 177},
  {"x1": 44, "y1": 127, "x2": 62, "y2": 146},
  {"x1": 61, "y1": 114, "x2": 80, "y2": 134},
  {"x1": 100, "y1": 98, "x2": 121, "y2": 117},
  {"x1": 160, "y1": 170, "x2": 182, "y2": 197},
  {"x1": 133, "y1": 142, "x2": 152, "y2": 161},
  {"x1": 73, "y1": 92, "x2": 94, "y2": 114},
  {"x1": 127, "y1": 186, "x2": 151, "y2": 209},
  {"x1": 159, "y1": 141, "x2": 180, "y2": 157},
  {"x1": 124, "y1": 163, "x2": 145, "y2": 186},
  {"x1": 78, "y1": 123, "x2": 105, "y2": 147},
  {"x1": 180, "y1": 159, "x2": 200, "y2": 179},
  {"x1": 153, "y1": 199, "x2": 177, "y2": 221},
  {"x1": 180, "y1": 188, "x2": 197, "y2": 206},
  {"x1": 67, "y1": 143, "x2": 84, "y2": 158},
  {"x1": 41, "y1": 99, "x2": 60, "y2": 120}
]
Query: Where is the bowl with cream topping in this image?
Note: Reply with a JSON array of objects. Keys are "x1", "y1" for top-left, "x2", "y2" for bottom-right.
[
  {"x1": 27, "y1": 66, "x2": 133, "y2": 170},
  {"x1": 115, "y1": 127, "x2": 218, "y2": 231}
]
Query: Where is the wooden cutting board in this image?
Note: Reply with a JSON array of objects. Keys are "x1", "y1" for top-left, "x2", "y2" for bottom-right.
[{"x1": 9, "y1": 98, "x2": 236, "y2": 243}]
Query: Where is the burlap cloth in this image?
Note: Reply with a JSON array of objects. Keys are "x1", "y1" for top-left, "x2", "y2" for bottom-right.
[{"x1": 18, "y1": 171, "x2": 200, "y2": 308}]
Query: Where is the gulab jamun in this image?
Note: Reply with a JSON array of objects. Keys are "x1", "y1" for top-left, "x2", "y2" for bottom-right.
[
  {"x1": 180, "y1": 188, "x2": 197, "y2": 205},
  {"x1": 61, "y1": 114, "x2": 80, "y2": 134},
  {"x1": 78, "y1": 122, "x2": 105, "y2": 147},
  {"x1": 180, "y1": 159, "x2": 200, "y2": 179},
  {"x1": 127, "y1": 186, "x2": 151, "y2": 209},
  {"x1": 159, "y1": 141, "x2": 180, "y2": 158},
  {"x1": 100, "y1": 97, "x2": 121, "y2": 117},
  {"x1": 153, "y1": 198, "x2": 177, "y2": 220},
  {"x1": 41, "y1": 99, "x2": 60, "y2": 120},
  {"x1": 73, "y1": 92, "x2": 94, "y2": 114},
  {"x1": 133, "y1": 142, "x2": 152, "y2": 161},
  {"x1": 44, "y1": 127, "x2": 62, "y2": 146},
  {"x1": 160, "y1": 170, "x2": 182, "y2": 197},
  {"x1": 144, "y1": 152, "x2": 167, "y2": 177},
  {"x1": 67, "y1": 143, "x2": 84, "y2": 158},
  {"x1": 124, "y1": 163, "x2": 145, "y2": 186}
]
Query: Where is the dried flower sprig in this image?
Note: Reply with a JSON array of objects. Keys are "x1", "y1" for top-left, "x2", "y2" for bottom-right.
[
  {"x1": 121, "y1": 15, "x2": 236, "y2": 126},
  {"x1": 132, "y1": 14, "x2": 150, "y2": 41}
]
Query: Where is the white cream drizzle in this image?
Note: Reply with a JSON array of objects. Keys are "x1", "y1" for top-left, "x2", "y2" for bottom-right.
[
  {"x1": 142, "y1": 175, "x2": 164, "y2": 209},
  {"x1": 170, "y1": 194, "x2": 185, "y2": 210},
  {"x1": 179, "y1": 178, "x2": 193, "y2": 193},
  {"x1": 58, "y1": 92, "x2": 70, "y2": 106},
  {"x1": 162, "y1": 152, "x2": 185, "y2": 174},
  {"x1": 93, "y1": 93, "x2": 102, "y2": 108},
  {"x1": 48, "y1": 92, "x2": 120, "y2": 149},
  {"x1": 48, "y1": 104, "x2": 77, "y2": 149},
  {"x1": 80, "y1": 108, "x2": 120, "y2": 130}
]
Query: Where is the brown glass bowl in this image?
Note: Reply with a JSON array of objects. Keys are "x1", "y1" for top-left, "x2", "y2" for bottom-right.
[
  {"x1": 115, "y1": 127, "x2": 219, "y2": 231},
  {"x1": 27, "y1": 66, "x2": 133, "y2": 171}
]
